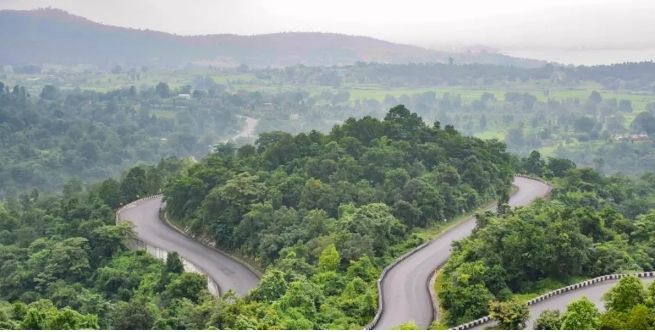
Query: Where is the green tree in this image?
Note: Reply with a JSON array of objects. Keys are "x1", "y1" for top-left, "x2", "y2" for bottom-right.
[
  {"x1": 602, "y1": 276, "x2": 648, "y2": 313},
  {"x1": 533, "y1": 310, "x2": 562, "y2": 330},
  {"x1": 165, "y1": 252, "x2": 185, "y2": 275},
  {"x1": 249, "y1": 269, "x2": 287, "y2": 302},
  {"x1": 88, "y1": 224, "x2": 132, "y2": 266},
  {"x1": 165, "y1": 273, "x2": 207, "y2": 304},
  {"x1": 625, "y1": 304, "x2": 655, "y2": 330},
  {"x1": 98, "y1": 178, "x2": 122, "y2": 208},
  {"x1": 120, "y1": 166, "x2": 147, "y2": 201},
  {"x1": 560, "y1": 297, "x2": 601, "y2": 330},
  {"x1": 20, "y1": 309, "x2": 47, "y2": 330},
  {"x1": 46, "y1": 308, "x2": 99, "y2": 330},
  {"x1": 40, "y1": 85, "x2": 59, "y2": 100},
  {"x1": 155, "y1": 82, "x2": 170, "y2": 98},
  {"x1": 111, "y1": 299, "x2": 156, "y2": 330},
  {"x1": 318, "y1": 244, "x2": 340, "y2": 272},
  {"x1": 589, "y1": 91, "x2": 602, "y2": 104},
  {"x1": 488, "y1": 299, "x2": 530, "y2": 330},
  {"x1": 392, "y1": 320, "x2": 421, "y2": 329}
]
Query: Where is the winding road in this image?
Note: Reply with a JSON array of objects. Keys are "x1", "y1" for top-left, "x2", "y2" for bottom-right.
[
  {"x1": 119, "y1": 119, "x2": 635, "y2": 330},
  {"x1": 373, "y1": 176, "x2": 552, "y2": 330},
  {"x1": 118, "y1": 116, "x2": 262, "y2": 297},
  {"x1": 118, "y1": 198, "x2": 260, "y2": 297}
]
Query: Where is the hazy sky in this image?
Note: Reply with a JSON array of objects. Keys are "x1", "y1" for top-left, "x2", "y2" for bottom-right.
[{"x1": 1, "y1": 0, "x2": 654, "y2": 50}]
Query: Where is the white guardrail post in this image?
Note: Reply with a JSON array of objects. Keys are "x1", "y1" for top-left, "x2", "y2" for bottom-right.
[
  {"x1": 450, "y1": 175, "x2": 655, "y2": 330},
  {"x1": 451, "y1": 271, "x2": 655, "y2": 330},
  {"x1": 116, "y1": 194, "x2": 221, "y2": 297}
]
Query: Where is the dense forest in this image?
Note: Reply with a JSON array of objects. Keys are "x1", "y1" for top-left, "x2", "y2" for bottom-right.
[
  {"x1": 0, "y1": 107, "x2": 516, "y2": 329},
  {"x1": 0, "y1": 157, "x2": 222, "y2": 329},
  {"x1": 3, "y1": 4, "x2": 655, "y2": 331},
  {"x1": 0, "y1": 81, "x2": 241, "y2": 195},
  {"x1": 3, "y1": 105, "x2": 655, "y2": 329},
  {"x1": 245, "y1": 61, "x2": 655, "y2": 91},
  {"x1": 160, "y1": 106, "x2": 515, "y2": 328},
  {"x1": 438, "y1": 150, "x2": 655, "y2": 327}
]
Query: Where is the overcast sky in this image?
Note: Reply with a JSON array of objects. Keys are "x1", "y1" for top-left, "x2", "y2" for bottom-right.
[{"x1": 1, "y1": 0, "x2": 654, "y2": 50}]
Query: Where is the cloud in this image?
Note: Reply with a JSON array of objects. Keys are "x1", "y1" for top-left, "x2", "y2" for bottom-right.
[{"x1": 1, "y1": 0, "x2": 654, "y2": 49}]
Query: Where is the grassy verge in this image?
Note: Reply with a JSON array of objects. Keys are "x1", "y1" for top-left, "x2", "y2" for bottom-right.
[
  {"x1": 413, "y1": 184, "x2": 519, "y2": 241},
  {"x1": 512, "y1": 276, "x2": 590, "y2": 303},
  {"x1": 161, "y1": 211, "x2": 265, "y2": 276}
]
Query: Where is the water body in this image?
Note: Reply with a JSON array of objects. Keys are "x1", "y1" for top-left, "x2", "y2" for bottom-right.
[{"x1": 502, "y1": 48, "x2": 655, "y2": 66}]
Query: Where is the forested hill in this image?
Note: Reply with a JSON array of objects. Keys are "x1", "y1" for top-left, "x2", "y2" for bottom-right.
[
  {"x1": 7, "y1": 103, "x2": 655, "y2": 329},
  {"x1": 0, "y1": 105, "x2": 516, "y2": 329},
  {"x1": 160, "y1": 105, "x2": 514, "y2": 328},
  {"x1": 0, "y1": 8, "x2": 546, "y2": 67}
]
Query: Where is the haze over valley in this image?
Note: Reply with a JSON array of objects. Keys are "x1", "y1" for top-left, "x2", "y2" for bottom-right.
[
  {"x1": 2, "y1": 1, "x2": 655, "y2": 331},
  {"x1": 2, "y1": 0, "x2": 654, "y2": 65}
]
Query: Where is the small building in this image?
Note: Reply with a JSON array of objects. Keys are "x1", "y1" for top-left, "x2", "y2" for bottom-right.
[
  {"x1": 177, "y1": 94, "x2": 191, "y2": 99},
  {"x1": 335, "y1": 69, "x2": 347, "y2": 77},
  {"x1": 612, "y1": 133, "x2": 649, "y2": 141}
]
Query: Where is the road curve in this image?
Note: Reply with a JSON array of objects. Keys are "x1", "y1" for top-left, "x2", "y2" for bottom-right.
[
  {"x1": 471, "y1": 277, "x2": 655, "y2": 329},
  {"x1": 118, "y1": 194, "x2": 261, "y2": 297},
  {"x1": 373, "y1": 176, "x2": 552, "y2": 330},
  {"x1": 118, "y1": 115, "x2": 261, "y2": 297}
]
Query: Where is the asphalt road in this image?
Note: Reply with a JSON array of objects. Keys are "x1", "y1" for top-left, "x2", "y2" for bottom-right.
[
  {"x1": 471, "y1": 277, "x2": 655, "y2": 330},
  {"x1": 373, "y1": 176, "x2": 552, "y2": 330},
  {"x1": 118, "y1": 197, "x2": 261, "y2": 297}
]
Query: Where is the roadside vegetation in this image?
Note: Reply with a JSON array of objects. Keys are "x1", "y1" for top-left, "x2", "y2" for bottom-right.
[
  {"x1": 437, "y1": 151, "x2": 655, "y2": 327},
  {"x1": 466, "y1": 276, "x2": 655, "y2": 330}
]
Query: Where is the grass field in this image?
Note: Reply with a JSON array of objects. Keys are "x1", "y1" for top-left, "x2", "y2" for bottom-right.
[{"x1": 6, "y1": 68, "x2": 655, "y2": 110}]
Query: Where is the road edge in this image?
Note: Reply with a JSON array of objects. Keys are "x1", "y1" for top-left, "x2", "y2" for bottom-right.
[
  {"x1": 159, "y1": 203, "x2": 264, "y2": 279},
  {"x1": 452, "y1": 271, "x2": 655, "y2": 330},
  {"x1": 365, "y1": 175, "x2": 544, "y2": 330},
  {"x1": 116, "y1": 194, "x2": 222, "y2": 297}
]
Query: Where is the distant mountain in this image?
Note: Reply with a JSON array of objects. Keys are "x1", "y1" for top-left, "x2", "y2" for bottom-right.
[{"x1": 0, "y1": 8, "x2": 548, "y2": 68}]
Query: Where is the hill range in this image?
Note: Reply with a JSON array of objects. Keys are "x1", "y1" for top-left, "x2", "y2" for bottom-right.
[{"x1": 0, "y1": 8, "x2": 547, "y2": 68}]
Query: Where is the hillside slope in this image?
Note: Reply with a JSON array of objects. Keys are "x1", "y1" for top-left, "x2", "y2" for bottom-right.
[{"x1": 0, "y1": 8, "x2": 546, "y2": 67}]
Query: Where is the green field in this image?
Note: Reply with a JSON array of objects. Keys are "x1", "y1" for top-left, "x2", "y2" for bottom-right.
[{"x1": 6, "y1": 69, "x2": 655, "y2": 111}]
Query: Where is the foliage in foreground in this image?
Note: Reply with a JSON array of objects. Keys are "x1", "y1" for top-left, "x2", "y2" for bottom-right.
[
  {"x1": 479, "y1": 276, "x2": 655, "y2": 330},
  {"x1": 439, "y1": 152, "x2": 655, "y2": 326},
  {"x1": 532, "y1": 276, "x2": 655, "y2": 330},
  {"x1": 0, "y1": 157, "x2": 221, "y2": 329}
]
